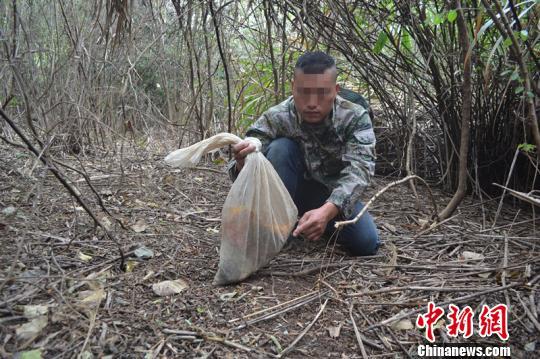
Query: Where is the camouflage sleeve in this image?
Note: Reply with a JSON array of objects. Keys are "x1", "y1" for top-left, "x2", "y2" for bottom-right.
[
  {"x1": 327, "y1": 112, "x2": 376, "y2": 218},
  {"x1": 227, "y1": 113, "x2": 277, "y2": 181}
]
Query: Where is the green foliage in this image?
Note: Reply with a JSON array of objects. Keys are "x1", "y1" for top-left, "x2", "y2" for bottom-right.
[
  {"x1": 518, "y1": 143, "x2": 536, "y2": 153},
  {"x1": 426, "y1": 7, "x2": 446, "y2": 27},
  {"x1": 447, "y1": 10, "x2": 458, "y2": 23},
  {"x1": 400, "y1": 30, "x2": 413, "y2": 51},
  {"x1": 373, "y1": 31, "x2": 389, "y2": 54},
  {"x1": 19, "y1": 350, "x2": 42, "y2": 359}
]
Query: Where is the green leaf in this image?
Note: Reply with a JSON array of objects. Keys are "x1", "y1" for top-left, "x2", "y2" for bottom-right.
[
  {"x1": 373, "y1": 31, "x2": 389, "y2": 54},
  {"x1": 503, "y1": 38, "x2": 513, "y2": 48},
  {"x1": 515, "y1": 86, "x2": 525, "y2": 94},
  {"x1": 510, "y1": 72, "x2": 520, "y2": 81},
  {"x1": 433, "y1": 14, "x2": 444, "y2": 25},
  {"x1": 447, "y1": 10, "x2": 458, "y2": 23},
  {"x1": 20, "y1": 350, "x2": 42, "y2": 359},
  {"x1": 269, "y1": 335, "x2": 283, "y2": 353},
  {"x1": 401, "y1": 30, "x2": 413, "y2": 51},
  {"x1": 518, "y1": 143, "x2": 536, "y2": 153},
  {"x1": 519, "y1": 30, "x2": 528, "y2": 41}
]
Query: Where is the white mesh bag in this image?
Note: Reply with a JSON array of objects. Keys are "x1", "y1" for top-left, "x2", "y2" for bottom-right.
[{"x1": 164, "y1": 133, "x2": 298, "y2": 285}]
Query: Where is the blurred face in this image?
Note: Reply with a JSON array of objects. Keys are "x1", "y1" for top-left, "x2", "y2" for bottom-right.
[{"x1": 292, "y1": 68, "x2": 339, "y2": 123}]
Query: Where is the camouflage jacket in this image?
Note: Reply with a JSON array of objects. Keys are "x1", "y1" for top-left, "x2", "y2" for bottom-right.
[{"x1": 229, "y1": 95, "x2": 376, "y2": 218}]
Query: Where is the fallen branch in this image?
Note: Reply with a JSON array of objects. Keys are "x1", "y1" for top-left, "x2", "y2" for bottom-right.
[
  {"x1": 278, "y1": 298, "x2": 329, "y2": 358},
  {"x1": 412, "y1": 213, "x2": 460, "y2": 240},
  {"x1": 232, "y1": 290, "x2": 330, "y2": 330},
  {"x1": 335, "y1": 175, "x2": 438, "y2": 229},
  {"x1": 162, "y1": 328, "x2": 273, "y2": 357},
  {"x1": 349, "y1": 303, "x2": 368, "y2": 359},
  {"x1": 229, "y1": 290, "x2": 319, "y2": 323},
  {"x1": 269, "y1": 263, "x2": 348, "y2": 277},
  {"x1": 515, "y1": 291, "x2": 540, "y2": 333},
  {"x1": 492, "y1": 183, "x2": 540, "y2": 207}
]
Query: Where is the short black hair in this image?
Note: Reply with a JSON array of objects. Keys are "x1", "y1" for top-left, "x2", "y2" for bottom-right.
[{"x1": 294, "y1": 51, "x2": 336, "y2": 75}]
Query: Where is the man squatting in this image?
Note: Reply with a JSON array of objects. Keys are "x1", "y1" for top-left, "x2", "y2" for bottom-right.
[{"x1": 228, "y1": 51, "x2": 379, "y2": 256}]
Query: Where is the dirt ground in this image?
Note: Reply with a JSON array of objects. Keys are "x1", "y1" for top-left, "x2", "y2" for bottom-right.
[{"x1": 1, "y1": 141, "x2": 539, "y2": 358}]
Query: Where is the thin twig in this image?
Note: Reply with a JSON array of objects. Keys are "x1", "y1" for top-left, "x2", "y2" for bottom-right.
[
  {"x1": 278, "y1": 298, "x2": 329, "y2": 358},
  {"x1": 491, "y1": 149, "x2": 520, "y2": 228},
  {"x1": 412, "y1": 213, "x2": 460, "y2": 240},
  {"x1": 335, "y1": 175, "x2": 438, "y2": 228},
  {"x1": 234, "y1": 290, "x2": 329, "y2": 330},
  {"x1": 502, "y1": 234, "x2": 510, "y2": 309},
  {"x1": 229, "y1": 290, "x2": 319, "y2": 323},
  {"x1": 515, "y1": 292, "x2": 540, "y2": 333},
  {"x1": 349, "y1": 302, "x2": 369, "y2": 359},
  {"x1": 270, "y1": 263, "x2": 348, "y2": 277}
]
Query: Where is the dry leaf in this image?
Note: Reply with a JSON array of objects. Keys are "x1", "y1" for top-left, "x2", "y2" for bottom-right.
[
  {"x1": 132, "y1": 219, "x2": 148, "y2": 233},
  {"x1": 16, "y1": 316, "x2": 48, "y2": 340},
  {"x1": 2, "y1": 206, "x2": 17, "y2": 217},
  {"x1": 99, "y1": 216, "x2": 114, "y2": 231},
  {"x1": 79, "y1": 288, "x2": 106, "y2": 306},
  {"x1": 124, "y1": 260, "x2": 138, "y2": 273},
  {"x1": 134, "y1": 246, "x2": 154, "y2": 259},
  {"x1": 163, "y1": 174, "x2": 176, "y2": 185},
  {"x1": 417, "y1": 218, "x2": 429, "y2": 228},
  {"x1": 219, "y1": 291, "x2": 237, "y2": 301},
  {"x1": 23, "y1": 305, "x2": 48, "y2": 319},
  {"x1": 79, "y1": 351, "x2": 94, "y2": 359},
  {"x1": 391, "y1": 319, "x2": 414, "y2": 330},
  {"x1": 461, "y1": 251, "x2": 484, "y2": 261},
  {"x1": 152, "y1": 279, "x2": 188, "y2": 296},
  {"x1": 477, "y1": 272, "x2": 491, "y2": 279},
  {"x1": 327, "y1": 323, "x2": 342, "y2": 338},
  {"x1": 78, "y1": 251, "x2": 93, "y2": 262}
]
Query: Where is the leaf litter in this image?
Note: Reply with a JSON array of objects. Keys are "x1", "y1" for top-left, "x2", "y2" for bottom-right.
[{"x1": 0, "y1": 141, "x2": 538, "y2": 357}]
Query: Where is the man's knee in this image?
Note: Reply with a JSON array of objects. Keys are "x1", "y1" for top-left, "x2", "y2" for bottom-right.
[
  {"x1": 337, "y1": 205, "x2": 380, "y2": 256},
  {"x1": 346, "y1": 231, "x2": 380, "y2": 256}
]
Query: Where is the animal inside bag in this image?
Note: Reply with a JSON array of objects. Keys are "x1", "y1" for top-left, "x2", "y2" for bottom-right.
[{"x1": 164, "y1": 133, "x2": 298, "y2": 285}]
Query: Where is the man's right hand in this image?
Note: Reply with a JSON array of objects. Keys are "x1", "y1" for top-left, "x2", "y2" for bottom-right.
[{"x1": 232, "y1": 140, "x2": 257, "y2": 171}]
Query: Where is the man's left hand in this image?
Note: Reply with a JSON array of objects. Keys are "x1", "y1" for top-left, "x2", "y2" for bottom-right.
[{"x1": 292, "y1": 202, "x2": 339, "y2": 241}]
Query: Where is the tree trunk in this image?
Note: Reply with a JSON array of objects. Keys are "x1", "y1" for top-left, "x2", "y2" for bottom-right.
[{"x1": 438, "y1": 0, "x2": 472, "y2": 220}]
